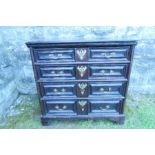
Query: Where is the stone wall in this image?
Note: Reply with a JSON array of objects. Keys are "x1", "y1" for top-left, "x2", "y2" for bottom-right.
[{"x1": 0, "y1": 26, "x2": 155, "y2": 115}]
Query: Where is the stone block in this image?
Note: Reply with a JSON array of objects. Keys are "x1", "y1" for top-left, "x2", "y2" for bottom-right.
[{"x1": 0, "y1": 80, "x2": 19, "y2": 115}]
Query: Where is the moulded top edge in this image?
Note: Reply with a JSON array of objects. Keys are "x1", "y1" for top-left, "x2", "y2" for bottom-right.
[{"x1": 26, "y1": 40, "x2": 137, "y2": 48}]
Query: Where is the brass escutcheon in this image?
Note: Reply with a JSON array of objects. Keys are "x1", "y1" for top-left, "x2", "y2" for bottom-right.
[
  {"x1": 78, "y1": 100, "x2": 87, "y2": 111},
  {"x1": 77, "y1": 66, "x2": 87, "y2": 77},
  {"x1": 76, "y1": 49, "x2": 87, "y2": 60},
  {"x1": 78, "y1": 100, "x2": 87, "y2": 107},
  {"x1": 78, "y1": 83, "x2": 87, "y2": 95}
]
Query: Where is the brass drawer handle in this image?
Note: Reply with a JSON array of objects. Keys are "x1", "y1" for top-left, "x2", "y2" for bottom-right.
[
  {"x1": 100, "y1": 105, "x2": 110, "y2": 110},
  {"x1": 110, "y1": 70, "x2": 114, "y2": 74},
  {"x1": 109, "y1": 87, "x2": 112, "y2": 91},
  {"x1": 49, "y1": 54, "x2": 55, "y2": 57},
  {"x1": 100, "y1": 87, "x2": 112, "y2": 92},
  {"x1": 51, "y1": 71, "x2": 55, "y2": 74},
  {"x1": 53, "y1": 88, "x2": 66, "y2": 92},
  {"x1": 63, "y1": 105, "x2": 67, "y2": 109},
  {"x1": 101, "y1": 52, "x2": 116, "y2": 57},
  {"x1": 55, "y1": 105, "x2": 67, "y2": 110},
  {"x1": 61, "y1": 88, "x2": 66, "y2": 92},
  {"x1": 55, "y1": 105, "x2": 59, "y2": 109},
  {"x1": 49, "y1": 53, "x2": 63, "y2": 58},
  {"x1": 57, "y1": 53, "x2": 63, "y2": 57},
  {"x1": 53, "y1": 88, "x2": 58, "y2": 92},
  {"x1": 100, "y1": 70, "x2": 105, "y2": 74},
  {"x1": 111, "y1": 52, "x2": 116, "y2": 56},
  {"x1": 51, "y1": 70, "x2": 64, "y2": 75},
  {"x1": 59, "y1": 71, "x2": 64, "y2": 74},
  {"x1": 100, "y1": 69, "x2": 114, "y2": 74},
  {"x1": 100, "y1": 88, "x2": 105, "y2": 92}
]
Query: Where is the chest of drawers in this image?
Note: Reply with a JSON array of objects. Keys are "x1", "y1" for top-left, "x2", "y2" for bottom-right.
[{"x1": 26, "y1": 41, "x2": 137, "y2": 125}]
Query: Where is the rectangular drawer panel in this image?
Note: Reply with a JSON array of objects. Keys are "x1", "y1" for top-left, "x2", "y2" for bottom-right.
[
  {"x1": 36, "y1": 64, "x2": 128, "y2": 81},
  {"x1": 89, "y1": 64, "x2": 129, "y2": 80},
  {"x1": 33, "y1": 48, "x2": 75, "y2": 62},
  {"x1": 89, "y1": 82, "x2": 126, "y2": 97},
  {"x1": 90, "y1": 99, "x2": 122, "y2": 113},
  {"x1": 36, "y1": 66, "x2": 75, "y2": 80},
  {"x1": 39, "y1": 82, "x2": 76, "y2": 97},
  {"x1": 89, "y1": 46, "x2": 130, "y2": 62},
  {"x1": 45, "y1": 100, "x2": 76, "y2": 115},
  {"x1": 39, "y1": 81, "x2": 126, "y2": 98}
]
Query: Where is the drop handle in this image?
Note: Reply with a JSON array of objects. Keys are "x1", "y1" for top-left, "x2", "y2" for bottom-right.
[
  {"x1": 55, "y1": 105, "x2": 67, "y2": 110},
  {"x1": 100, "y1": 87, "x2": 112, "y2": 92},
  {"x1": 100, "y1": 105, "x2": 110, "y2": 110},
  {"x1": 101, "y1": 52, "x2": 116, "y2": 57}
]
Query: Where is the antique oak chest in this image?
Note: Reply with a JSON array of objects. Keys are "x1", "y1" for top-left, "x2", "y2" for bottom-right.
[{"x1": 26, "y1": 41, "x2": 137, "y2": 125}]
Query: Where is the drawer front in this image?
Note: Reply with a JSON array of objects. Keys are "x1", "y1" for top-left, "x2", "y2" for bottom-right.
[
  {"x1": 89, "y1": 64, "x2": 129, "y2": 80},
  {"x1": 45, "y1": 100, "x2": 76, "y2": 115},
  {"x1": 89, "y1": 46, "x2": 130, "y2": 62},
  {"x1": 36, "y1": 66, "x2": 75, "y2": 80},
  {"x1": 32, "y1": 46, "x2": 131, "y2": 63},
  {"x1": 33, "y1": 48, "x2": 74, "y2": 62},
  {"x1": 40, "y1": 82, "x2": 76, "y2": 97},
  {"x1": 90, "y1": 99, "x2": 122, "y2": 113},
  {"x1": 89, "y1": 82, "x2": 126, "y2": 97},
  {"x1": 36, "y1": 64, "x2": 128, "y2": 81},
  {"x1": 39, "y1": 82, "x2": 126, "y2": 98}
]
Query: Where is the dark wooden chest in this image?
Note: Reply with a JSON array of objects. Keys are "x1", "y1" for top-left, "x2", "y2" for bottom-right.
[{"x1": 26, "y1": 41, "x2": 137, "y2": 125}]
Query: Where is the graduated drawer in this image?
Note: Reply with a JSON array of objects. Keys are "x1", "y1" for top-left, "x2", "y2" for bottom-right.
[
  {"x1": 43, "y1": 99, "x2": 122, "y2": 115},
  {"x1": 36, "y1": 64, "x2": 129, "y2": 81},
  {"x1": 33, "y1": 48, "x2": 74, "y2": 63},
  {"x1": 89, "y1": 99, "x2": 122, "y2": 113},
  {"x1": 89, "y1": 46, "x2": 131, "y2": 62},
  {"x1": 39, "y1": 81, "x2": 126, "y2": 98}
]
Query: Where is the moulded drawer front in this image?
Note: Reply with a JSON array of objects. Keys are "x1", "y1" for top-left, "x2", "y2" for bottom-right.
[
  {"x1": 89, "y1": 64, "x2": 129, "y2": 80},
  {"x1": 33, "y1": 48, "x2": 75, "y2": 62},
  {"x1": 37, "y1": 66, "x2": 75, "y2": 80},
  {"x1": 89, "y1": 46, "x2": 130, "y2": 62},
  {"x1": 45, "y1": 100, "x2": 76, "y2": 115},
  {"x1": 36, "y1": 64, "x2": 128, "y2": 81},
  {"x1": 40, "y1": 83, "x2": 76, "y2": 97},
  {"x1": 90, "y1": 99, "x2": 122, "y2": 113},
  {"x1": 89, "y1": 82, "x2": 127, "y2": 97}
]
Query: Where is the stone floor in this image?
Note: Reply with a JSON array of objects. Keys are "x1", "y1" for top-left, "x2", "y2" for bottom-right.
[{"x1": 0, "y1": 94, "x2": 155, "y2": 129}]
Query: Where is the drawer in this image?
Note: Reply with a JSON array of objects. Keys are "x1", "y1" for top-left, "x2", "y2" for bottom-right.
[
  {"x1": 89, "y1": 82, "x2": 126, "y2": 97},
  {"x1": 89, "y1": 46, "x2": 130, "y2": 62},
  {"x1": 45, "y1": 100, "x2": 76, "y2": 115},
  {"x1": 36, "y1": 64, "x2": 128, "y2": 81},
  {"x1": 90, "y1": 99, "x2": 122, "y2": 113},
  {"x1": 36, "y1": 66, "x2": 76, "y2": 80},
  {"x1": 89, "y1": 64, "x2": 129, "y2": 80},
  {"x1": 39, "y1": 81, "x2": 126, "y2": 98},
  {"x1": 39, "y1": 82, "x2": 76, "y2": 98},
  {"x1": 33, "y1": 48, "x2": 74, "y2": 63}
]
